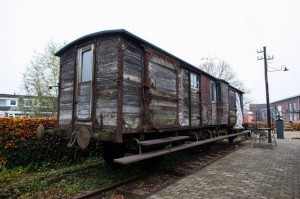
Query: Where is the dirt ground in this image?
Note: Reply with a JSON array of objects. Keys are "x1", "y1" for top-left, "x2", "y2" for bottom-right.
[{"x1": 280, "y1": 130, "x2": 300, "y2": 139}]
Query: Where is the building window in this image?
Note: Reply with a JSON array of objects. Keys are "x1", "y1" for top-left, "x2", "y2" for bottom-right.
[
  {"x1": 293, "y1": 103, "x2": 297, "y2": 121},
  {"x1": 190, "y1": 73, "x2": 199, "y2": 90},
  {"x1": 289, "y1": 113, "x2": 293, "y2": 122},
  {"x1": 288, "y1": 103, "x2": 293, "y2": 121},
  {"x1": 10, "y1": 100, "x2": 17, "y2": 106},
  {"x1": 293, "y1": 103, "x2": 297, "y2": 112},
  {"x1": 294, "y1": 114, "x2": 298, "y2": 121},
  {"x1": 288, "y1": 103, "x2": 292, "y2": 112},
  {"x1": 0, "y1": 99, "x2": 7, "y2": 106}
]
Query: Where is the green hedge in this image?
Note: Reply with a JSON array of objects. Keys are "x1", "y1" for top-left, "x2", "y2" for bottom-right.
[{"x1": 0, "y1": 118, "x2": 88, "y2": 168}]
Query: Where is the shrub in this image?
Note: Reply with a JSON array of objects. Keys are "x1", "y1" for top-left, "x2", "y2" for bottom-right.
[
  {"x1": 245, "y1": 121, "x2": 300, "y2": 131},
  {"x1": 0, "y1": 118, "x2": 73, "y2": 168},
  {"x1": 290, "y1": 123, "x2": 300, "y2": 131}
]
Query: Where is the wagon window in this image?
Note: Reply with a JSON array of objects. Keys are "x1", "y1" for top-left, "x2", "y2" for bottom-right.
[
  {"x1": 211, "y1": 82, "x2": 216, "y2": 102},
  {"x1": 216, "y1": 82, "x2": 221, "y2": 101},
  {"x1": 77, "y1": 44, "x2": 94, "y2": 120},
  {"x1": 190, "y1": 73, "x2": 199, "y2": 90},
  {"x1": 81, "y1": 49, "x2": 93, "y2": 82}
]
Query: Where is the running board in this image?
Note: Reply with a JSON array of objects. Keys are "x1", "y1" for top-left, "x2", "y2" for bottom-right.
[
  {"x1": 114, "y1": 130, "x2": 250, "y2": 164},
  {"x1": 139, "y1": 136, "x2": 189, "y2": 146}
]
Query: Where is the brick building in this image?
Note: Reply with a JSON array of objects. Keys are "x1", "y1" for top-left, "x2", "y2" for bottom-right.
[
  {"x1": 272, "y1": 95, "x2": 300, "y2": 123},
  {"x1": 248, "y1": 95, "x2": 300, "y2": 123}
]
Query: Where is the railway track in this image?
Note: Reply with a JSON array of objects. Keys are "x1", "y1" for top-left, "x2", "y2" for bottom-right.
[{"x1": 76, "y1": 137, "x2": 250, "y2": 199}]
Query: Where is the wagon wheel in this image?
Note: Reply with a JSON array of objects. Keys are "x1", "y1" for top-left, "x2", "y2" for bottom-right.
[
  {"x1": 201, "y1": 130, "x2": 213, "y2": 152},
  {"x1": 102, "y1": 142, "x2": 126, "y2": 165},
  {"x1": 217, "y1": 129, "x2": 227, "y2": 137},
  {"x1": 227, "y1": 129, "x2": 237, "y2": 144}
]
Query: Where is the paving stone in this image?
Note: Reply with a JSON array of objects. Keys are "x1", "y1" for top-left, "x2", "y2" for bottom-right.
[{"x1": 147, "y1": 136, "x2": 300, "y2": 199}]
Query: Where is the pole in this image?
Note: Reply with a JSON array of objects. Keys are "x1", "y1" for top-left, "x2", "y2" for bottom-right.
[{"x1": 263, "y1": 46, "x2": 272, "y2": 143}]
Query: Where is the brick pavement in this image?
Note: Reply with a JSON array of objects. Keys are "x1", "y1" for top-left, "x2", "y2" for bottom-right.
[{"x1": 147, "y1": 131, "x2": 300, "y2": 199}]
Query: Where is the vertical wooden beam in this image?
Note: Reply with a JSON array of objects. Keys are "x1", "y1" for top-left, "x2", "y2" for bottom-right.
[
  {"x1": 174, "y1": 63, "x2": 180, "y2": 127},
  {"x1": 92, "y1": 39, "x2": 97, "y2": 133},
  {"x1": 142, "y1": 47, "x2": 151, "y2": 133},
  {"x1": 71, "y1": 46, "x2": 78, "y2": 133},
  {"x1": 188, "y1": 71, "x2": 192, "y2": 126},
  {"x1": 198, "y1": 73, "x2": 203, "y2": 127},
  {"x1": 57, "y1": 53, "x2": 63, "y2": 129},
  {"x1": 116, "y1": 37, "x2": 124, "y2": 142}
]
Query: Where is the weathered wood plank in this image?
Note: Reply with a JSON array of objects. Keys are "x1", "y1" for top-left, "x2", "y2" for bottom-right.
[
  {"x1": 122, "y1": 41, "x2": 143, "y2": 130},
  {"x1": 148, "y1": 55, "x2": 178, "y2": 127},
  {"x1": 95, "y1": 38, "x2": 119, "y2": 127},
  {"x1": 59, "y1": 51, "x2": 75, "y2": 123},
  {"x1": 178, "y1": 69, "x2": 190, "y2": 126}
]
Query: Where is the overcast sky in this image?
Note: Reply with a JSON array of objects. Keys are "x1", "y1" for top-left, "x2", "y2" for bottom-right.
[{"x1": 0, "y1": 0, "x2": 299, "y2": 103}]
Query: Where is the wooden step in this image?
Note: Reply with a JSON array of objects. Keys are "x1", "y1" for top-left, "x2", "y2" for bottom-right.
[
  {"x1": 114, "y1": 130, "x2": 250, "y2": 164},
  {"x1": 139, "y1": 136, "x2": 190, "y2": 146}
]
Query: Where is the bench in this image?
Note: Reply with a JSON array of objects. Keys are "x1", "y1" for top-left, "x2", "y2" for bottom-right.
[
  {"x1": 114, "y1": 130, "x2": 250, "y2": 164},
  {"x1": 138, "y1": 136, "x2": 190, "y2": 146}
]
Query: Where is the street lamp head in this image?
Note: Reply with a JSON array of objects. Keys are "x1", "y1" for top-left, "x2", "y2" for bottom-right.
[{"x1": 267, "y1": 65, "x2": 289, "y2": 72}]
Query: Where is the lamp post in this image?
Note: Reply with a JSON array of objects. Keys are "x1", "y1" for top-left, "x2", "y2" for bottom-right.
[
  {"x1": 257, "y1": 46, "x2": 288, "y2": 144},
  {"x1": 263, "y1": 47, "x2": 272, "y2": 143}
]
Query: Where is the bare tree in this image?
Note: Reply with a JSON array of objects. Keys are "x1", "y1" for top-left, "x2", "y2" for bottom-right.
[
  {"x1": 20, "y1": 41, "x2": 63, "y2": 117},
  {"x1": 199, "y1": 58, "x2": 252, "y2": 104}
]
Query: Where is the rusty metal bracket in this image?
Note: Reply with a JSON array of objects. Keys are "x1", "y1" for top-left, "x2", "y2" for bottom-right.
[
  {"x1": 191, "y1": 132, "x2": 199, "y2": 141},
  {"x1": 133, "y1": 138, "x2": 142, "y2": 154},
  {"x1": 67, "y1": 130, "x2": 78, "y2": 148}
]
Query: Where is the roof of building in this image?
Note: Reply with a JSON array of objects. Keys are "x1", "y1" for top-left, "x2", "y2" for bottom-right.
[
  {"x1": 272, "y1": 94, "x2": 300, "y2": 103},
  {"x1": 0, "y1": 94, "x2": 34, "y2": 98},
  {"x1": 55, "y1": 29, "x2": 244, "y2": 93},
  {"x1": 0, "y1": 94, "x2": 20, "y2": 98}
]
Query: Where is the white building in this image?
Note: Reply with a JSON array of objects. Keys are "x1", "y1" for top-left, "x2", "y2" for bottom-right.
[{"x1": 0, "y1": 94, "x2": 33, "y2": 118}]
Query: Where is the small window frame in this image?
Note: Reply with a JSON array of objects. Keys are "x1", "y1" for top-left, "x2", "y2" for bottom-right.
[
  {"x1": 76, "y1": 44, "x2": 94, "y2": 120},
  {"x1": 190, "y1": 73, "x2": 199, "y2": 90},
  {"x1": 0, "y1": 99, "x2": 7, "y2": 106},
  {"x1": 211, "y1": 82, "x2": 217, "y2": 102},
  {"x1": 293, "y1": 102, "x2": 297, "y2": 112},
  {"x1": 78, "y1": 45, "x2": 94, "y2": 83},
  {"x1": 10, "y1": 99, "x2": 17, "y2": 106}
]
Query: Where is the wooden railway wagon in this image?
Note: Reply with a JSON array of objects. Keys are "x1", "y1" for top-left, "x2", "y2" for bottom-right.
[{"x1": 54, "y1": 29, "x2": 247, "y2": 164}]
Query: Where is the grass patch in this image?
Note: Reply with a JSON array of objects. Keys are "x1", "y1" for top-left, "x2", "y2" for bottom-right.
[{"x1": 0, "y1": 157, "x2": 141, "y2": 198}]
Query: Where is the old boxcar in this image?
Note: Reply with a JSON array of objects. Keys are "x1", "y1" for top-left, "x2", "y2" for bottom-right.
[{"x1": 54, "y1": 29, "x2": 246, "y2": 164}]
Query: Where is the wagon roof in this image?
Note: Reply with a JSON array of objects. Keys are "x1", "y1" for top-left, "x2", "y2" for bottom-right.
[{"x1": 55, "y1": 29, "x2": 243, "y2": 93}]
